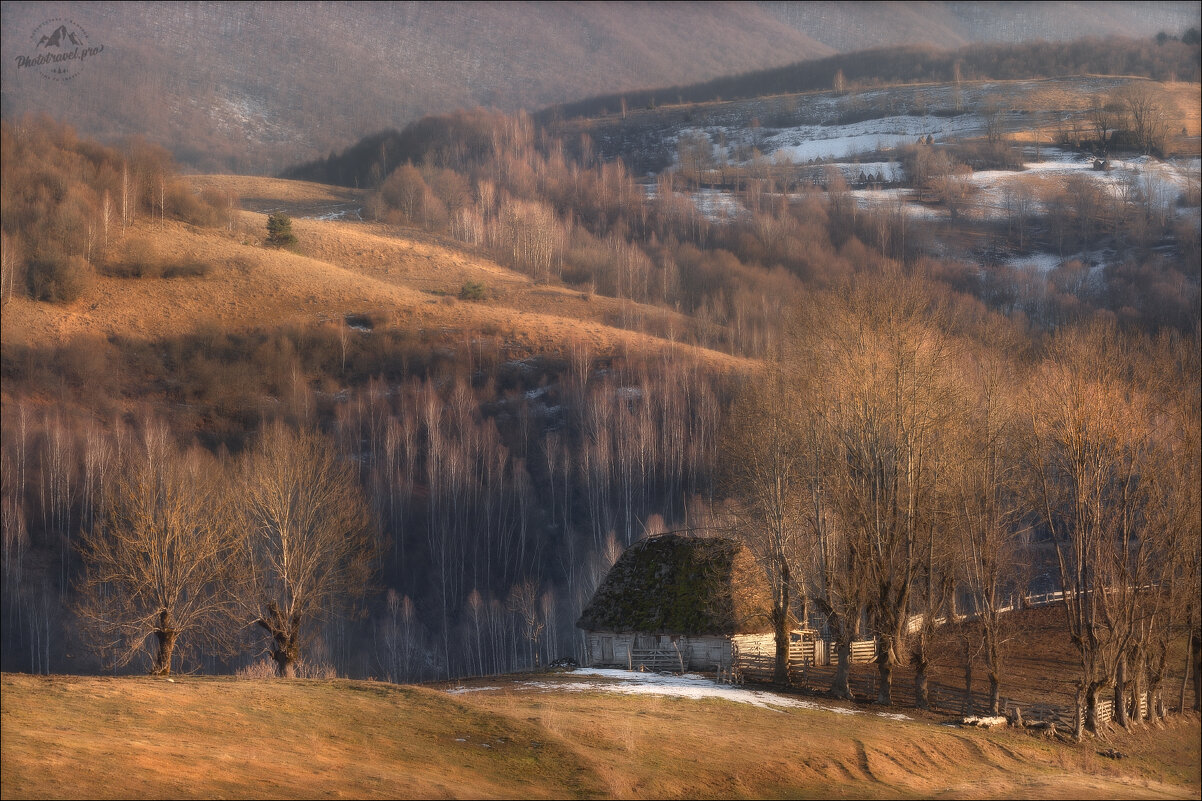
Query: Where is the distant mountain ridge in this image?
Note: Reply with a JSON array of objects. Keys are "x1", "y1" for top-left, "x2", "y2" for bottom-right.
[{"x1": 1, "y1": 1, "x2": 1197, "y2": 173}]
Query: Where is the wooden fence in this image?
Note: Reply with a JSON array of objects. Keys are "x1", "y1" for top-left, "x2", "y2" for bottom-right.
[
  {"x1": 731, "y1": 637, "x2": 876, "y2": 684},
  {"x1": 630, "y1": 647, "x2": 688, "y2": 673},
  {"x1": 923, "y1": 683, "x2": 1150, "y2": 730}
]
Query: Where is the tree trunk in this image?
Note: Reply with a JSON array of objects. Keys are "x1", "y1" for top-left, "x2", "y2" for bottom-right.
[
  {"x1": 1131, "y1": 657, "x2": 1146, "y2": 725},
  {"x1": 1086, "y1": 681, "x2": 1107, "y2": 733},
  {"x1": 259, "y1": 617, "x2": 299, "y2": 678},
  {"x1": 963, "y1": 642, "x2": 974, "y2": 716},
  {"x1": 913, "y1": 630, "x2": 930, "y2": 710},
  {"x1": 153, "y1": 628, "x2": 176, "y2": 676},
  {"x1": 773, "y1": 602, "x2": 790, "y2": 685},
  {"x1": 274, "y1": 650, "x2": 297, "y2": 678},
  {"x1": 831, "y1": 639, "x2": 852, "y2": 699},
  {"x1": 1114, "y1": 657, "x2": 1130, "y2": 728},
  {"x1": 876, "y1": 636, "x2": 894, "y2": 706},
  {"x1": 1180, "y1": 627, "x2": 1192, "y2": 714},
  {"x1": 1074, "y1": 687, "x2": 1085, "y2": 741},
  {"x1": 985, "y1": 634, "x2": 1002, "y2": 715}
]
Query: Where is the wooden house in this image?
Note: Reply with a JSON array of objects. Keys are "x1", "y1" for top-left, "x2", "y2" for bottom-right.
[{"x1": 576, "y1": 534, "x2": 777, "y2": 673}]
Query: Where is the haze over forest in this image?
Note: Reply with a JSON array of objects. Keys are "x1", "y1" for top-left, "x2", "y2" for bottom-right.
[{"x1": 2, "y1": 1, "x2": 1199, "y2": 171}]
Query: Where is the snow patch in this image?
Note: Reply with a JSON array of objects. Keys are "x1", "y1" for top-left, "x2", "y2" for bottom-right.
[
  {"x1": 446, "y1": 685, "x2": 500, "y2": 695},
  {"x1": 1006, "y1": 253, "x2": 1062, "y2": 274},
  {"x1": 764, "y1": 114, "x2": 982, "y2": 163},
  {"x1": 443, "y1": 668, "x2": 910, "y2": 721}
]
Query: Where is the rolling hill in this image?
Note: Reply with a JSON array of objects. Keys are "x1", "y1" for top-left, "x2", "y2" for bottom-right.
[
  {"x1": 0, "y1": 174, "x2": 746, "y2": 369},
  {"x1": 2, "y1": 2, "x2": 1197, "y2": 172}
]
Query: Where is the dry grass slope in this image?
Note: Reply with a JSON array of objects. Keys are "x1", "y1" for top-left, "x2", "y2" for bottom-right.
[
  {"x1": 1, "y1": 672, "x2": 1198, "y2": 799},
  {"x1": 0, "y1": 176, "x2": 749, "y2": 372}
]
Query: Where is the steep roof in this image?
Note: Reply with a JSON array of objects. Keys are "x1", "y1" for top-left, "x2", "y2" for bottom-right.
[{"x1": 576, "y1": 534, "x2": 774, "y2": 636}]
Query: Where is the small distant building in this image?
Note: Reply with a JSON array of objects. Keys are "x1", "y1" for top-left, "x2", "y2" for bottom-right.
[{"x1": 576, "y1": 534, "x2": 777, "y2": 673}]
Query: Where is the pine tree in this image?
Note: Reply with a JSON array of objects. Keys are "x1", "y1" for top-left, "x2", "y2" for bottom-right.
[{"x1": 266, "y1": 213, "x2": 297, "y2": 248}]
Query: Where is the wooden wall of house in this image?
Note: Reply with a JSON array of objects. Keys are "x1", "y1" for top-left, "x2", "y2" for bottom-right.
[
  {"x1": 583, "y1": 632, "x2": 735, "y2": 670},
  {"x1": 583, "y1": 630, "x2": 879, "y2": 680},
  {"x1": 685, "y1": 635, "x2": 732, "y2": 669},
  {"x1": 585, "y1": 632, "x2": 634, "y2": 667}
]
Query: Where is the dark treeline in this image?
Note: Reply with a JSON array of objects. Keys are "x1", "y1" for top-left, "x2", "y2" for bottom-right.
[
  {"x1": 1, "y1": 329, "x2": 726, "y2": 681},
  {"x1": 540, "y1": 34, "x2": 1202, "y2": 122}
]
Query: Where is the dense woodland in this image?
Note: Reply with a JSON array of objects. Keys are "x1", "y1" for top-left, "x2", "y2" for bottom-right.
[
  {"x1": 540, "y1": 34, "x2": 1202, "y2": 122},
  {"x1": 2, "y1": 50, "x2": 1200, "y2": 740}
]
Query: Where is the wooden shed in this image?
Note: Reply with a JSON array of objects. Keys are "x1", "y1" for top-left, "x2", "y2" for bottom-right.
[{"x1": 576, "y1": 534, "x2": 776, "y2": 673}]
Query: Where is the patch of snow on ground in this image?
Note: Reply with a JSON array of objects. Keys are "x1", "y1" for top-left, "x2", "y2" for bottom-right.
[
  {"x1": 691, "y1": 189, "x2": 745, "y2": 221},
  {"x1": 765, "y1": 114, "x2": 982, "y2": 163},
  {"x1": 446, "y1": 685, "x2": 501, "y2": 694},
  {"x1": 1007, "y1": 253, "x2": 1062, "y2": 274},
  {"x1": 851, "y1": 187, "x2": 944, "y2": 219},
  {"x1": 458, "y1": 668, "x2": 911, "y2": 720},
  {"x1": 965, "y1": 152, "x2": 1197, "y2": 221},
  {"x1": 876, "y1": 711, "x2": 912, "y2": 721},
  {"x1": 301, "y1": 203, "x2": 364, "y2": 221}
]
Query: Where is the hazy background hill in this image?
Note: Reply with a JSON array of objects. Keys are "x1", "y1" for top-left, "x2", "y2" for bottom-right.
[
  {"x1": 2, "y1": 1, "x2": 1197, "y2": 173},
  {"x1": 761, "y1": 1, "x2": 1201, "y2": 52}
]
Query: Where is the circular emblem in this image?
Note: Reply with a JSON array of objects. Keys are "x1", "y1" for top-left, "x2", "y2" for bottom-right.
[{"x1": 16, "y1": 18, "x2": 103, "y2": 81}]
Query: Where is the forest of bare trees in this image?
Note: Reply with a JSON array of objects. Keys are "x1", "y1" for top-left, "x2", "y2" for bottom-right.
[
  {"x1": 1, "y1": 100, "x2": 1198, "y2": 741},
  {"x1": 720, "y1": 272, "x2": 1200, "y2": 733}
]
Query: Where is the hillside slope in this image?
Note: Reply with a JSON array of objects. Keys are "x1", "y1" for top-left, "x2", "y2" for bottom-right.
[
  {"x1": 2, "y1": 2, "x2": 1197, "y2": 172},
  {"x1": 2, "y1": 672, "x2": 1198, "y2": 799},
  {"x1": 0, "y1": 175, "x2": 745, "y2": 370}
]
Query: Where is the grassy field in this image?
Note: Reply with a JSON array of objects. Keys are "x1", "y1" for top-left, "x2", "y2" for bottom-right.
[{"x1": 2, "y1": 672, "x2": 1198, "y2": 799}]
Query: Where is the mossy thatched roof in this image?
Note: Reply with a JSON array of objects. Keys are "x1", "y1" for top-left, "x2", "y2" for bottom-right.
[{"x1": 576, "y1": 534, "x2": 774, "y2": 636}]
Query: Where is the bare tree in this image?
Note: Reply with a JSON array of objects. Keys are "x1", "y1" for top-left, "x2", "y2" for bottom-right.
[
  {"x1": 101, "y1": 191, "x2": 112, "y2": 248},
  {"x1": 833, "y1": 69, "x2": 847, "y2": 95},
  {"x1": 677, "y1": 131, "x2": 714, "y2": 188},
  {"x1": 720, "y1": 355, "x2": 805, "y2": 684},
  {"x1": 0, "y1": 232, "x2": 21, "y2": 305},
  {"x1": 947, "y1": 347, "x2": 1028, "y2": 714},
  {"x1": 784, "y1": 307, "x2": 869, "y2": 699},
  {"x1": 121, "y1": 163, "x2": 131, "y2": 235},
  {"x1": 1114, "y1": 83, "x2": 1169, "y2": 155},
  {"x1": 75, "y1": 419, "x2": 238, "y2": 675},
  {"x1": 1022, "y1": 320, "x2": 1158, "y2": 736},
  {"x1": 809, "y1": 275, "x2": 957, "y2": 705},
  {"x1": 237, "y1": 422, "x2": 377, "y2": 677},
  {"x1": 984, "y1": 105, "x2": 1005, "y2": 146},
  {"x1": 1087, "y1": 94, "x2": 1124, "y2": 155},
  {"x1": 508, "y1": 578, "x2": 544, "y2": 670},
  {"x1": 794, "y1": 416, "x2": 869, "y2": 699},
  {"x1": 1140, "y1": 331, "x2": 1201, "y2": 718}
]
